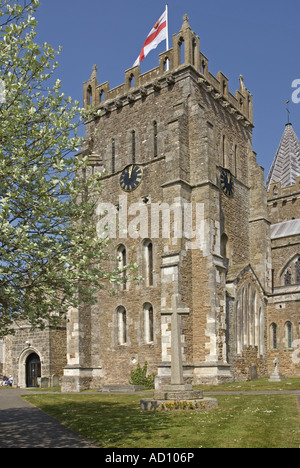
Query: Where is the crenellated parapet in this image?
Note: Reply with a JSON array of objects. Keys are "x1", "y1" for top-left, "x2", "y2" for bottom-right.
[
  {"x1": 83, "y1": 14, "x2": 253, "y2": 127},
  {"x1": 268, "y1": 176, "x2": 300, "y2": 200}
]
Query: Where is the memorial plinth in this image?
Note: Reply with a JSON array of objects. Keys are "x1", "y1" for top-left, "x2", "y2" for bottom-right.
[{"x1": 140, "y1": 395, "x2": 218, "y2": 412}]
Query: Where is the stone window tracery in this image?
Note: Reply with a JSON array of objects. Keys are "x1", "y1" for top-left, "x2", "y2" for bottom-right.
[
  {"x1": 235, "y1": 281, "x2": 264, "y2": 356},
  {"x1": 281, "y1": 255, "x2": 300, "y2": 286}
]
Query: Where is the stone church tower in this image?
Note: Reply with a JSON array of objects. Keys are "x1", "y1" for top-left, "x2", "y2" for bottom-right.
[{"x1": 62, "y1": 15, "x2": 272, "y2": 392}]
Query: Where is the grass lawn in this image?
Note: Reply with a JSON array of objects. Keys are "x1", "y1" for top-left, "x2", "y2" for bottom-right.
[
  {"x1": 23, "y1": 386, "x2": 300, "y2": 448},
  {"x1": 195, "y1": 377, "x2": 300, "y2": 393}
]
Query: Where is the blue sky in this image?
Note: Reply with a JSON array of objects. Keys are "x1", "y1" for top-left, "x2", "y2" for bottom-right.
[{"x1": 35, "y1": 0, "x2": 300, "y2": 175}]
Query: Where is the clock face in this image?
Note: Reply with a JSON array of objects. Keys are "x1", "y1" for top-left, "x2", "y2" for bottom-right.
[
  {"x1": 220, "y1": 169, "x2": 234, "y2": 197},
  {"x1": 120, "y1": 165, "x2": 143, "y2": 192}
]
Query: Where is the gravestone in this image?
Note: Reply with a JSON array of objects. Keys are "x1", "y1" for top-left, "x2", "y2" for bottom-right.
[
  {"x1": 41, "y1": 377, "x2": 49, "y2": 388},
  {"x1": 52, "y1": 374, "x2": 60, "y2": 387},
  {"x1": 249, "y1": 366, "x2": 258, "y2": 381}
]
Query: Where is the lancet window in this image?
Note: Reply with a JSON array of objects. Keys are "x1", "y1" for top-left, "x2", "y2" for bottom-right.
[
  {"x1": 117, "y1": 306, "x2": 127, "y2": 345},
  {"x1": 235, "y1": 281, "x2": 264, "y2": 356}
]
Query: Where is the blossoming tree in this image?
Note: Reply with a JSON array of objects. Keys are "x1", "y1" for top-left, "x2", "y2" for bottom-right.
[{"x1": 0, "y1": 0, "x2": 118, "y2": 335}]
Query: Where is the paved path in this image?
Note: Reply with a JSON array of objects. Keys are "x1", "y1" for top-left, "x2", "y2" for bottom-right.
[{"x1": 0, "y1": 389, "x2": 99, "y2": 448}]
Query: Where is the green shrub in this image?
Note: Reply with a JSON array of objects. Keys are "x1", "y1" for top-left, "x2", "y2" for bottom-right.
[{"x1": 129, "y1": 362, "x2": 155, "y2": 389}]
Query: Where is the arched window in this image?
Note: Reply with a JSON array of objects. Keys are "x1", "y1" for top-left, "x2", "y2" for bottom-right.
[
  {"x1": 117, "y1": 306, "x2": 127, "y2": 345},
  {"x1": 192, "y1": 38, "x2": 197, "y2": 66},
  {"x1": 236, "y1": 283, "x2": 264, "y2": 356},
  {"x1": 285, "y1": 321, "x2": 293, "y2": 349},
  {"x1": 131, "y1": 130, "x2": 136, "y2": 164},
  {"x1": 112, "y1": 138, "x2": 116, "y2": 174},
  {"x1": 243, "y1": 286, "x2": 249, "y2": 347},
  {"x1": 87, "y1": 85, "x2": 92, "y2": 106},
  {"x1": 222, "y1": 135, "x2": 226, "y2": 168},
  {"x1": 164, "y1": 57, "x2": 170, "y2": 72},
  {"x1": 249, "y1": 290, "x2": 256, "y2": 347},
  {"x1": 129, "y1": 73, "x2": 135, "y2": 88},
  {"x1": 270, "y1": 323, "x2": 277, "y2": 349},
  {"x1": 281, "y1": 255, "x2": 300, "y2": 286},
  {"x1": 201, "y1": 60, "x2": 206, "y2": 75},
  {"x1": 179, "y1": 37, "x2": 185, "y2": 64},
  {"x1": 222, "y1": 80, "x2": 227, "y2": 95},
  {"x1": 221, "y1": 233, "x2": 229, "y2": 259},
  {"x1": 153, "y1": 121, "x2": 158, "y2": 158},
  {"x1": 143, "y1": 240, "x2": 153, "y2": 286},
  {"x1": 236, "y1": 299, "x2": 242, "y2": 354},
  {"x1": 234, "y1": 145, "x2": 238, "y2": 177},
  {"x1": 144, "y1": 303, "x2": 154, "y2": 343},
  {"x1": 117, "y1": 245, "x2": 127, "y2": 290},
  {"x1": 296, "y1": 259, "x2": 300, "y2": 283},
  {"x1": 258, "y1": 308, "x2": 264, "y2": 356}
]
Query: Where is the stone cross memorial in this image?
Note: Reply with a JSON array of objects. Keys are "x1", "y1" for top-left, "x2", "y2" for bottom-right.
[
  {"x1": 141, "y1": 294, "x2": 218, "y2": 410},
  {"x1": 268, "y1": 357, "x2": 286, "y2": 382},
  {"x1": 163, "y1": 294, "x2": 191, "y2": 389}
]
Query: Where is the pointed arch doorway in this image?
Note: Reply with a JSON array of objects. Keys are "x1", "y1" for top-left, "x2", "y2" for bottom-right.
[{"x1": 26, "y1": 353, "x2": 41, "y2": 388}]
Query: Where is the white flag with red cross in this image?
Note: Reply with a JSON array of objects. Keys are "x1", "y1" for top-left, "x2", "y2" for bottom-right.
[{"x1": 133, "y1": 7, "x2": 168, "y2": 67}]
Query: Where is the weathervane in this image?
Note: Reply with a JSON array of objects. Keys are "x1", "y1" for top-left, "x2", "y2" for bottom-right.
[{"x1": 285, "y1": 100, "x2": 291, "y2": 124}]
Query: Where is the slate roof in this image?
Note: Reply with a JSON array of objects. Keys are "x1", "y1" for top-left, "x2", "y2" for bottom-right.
[
  {"x1": 266, "y1": 123, "x2": 300, "y2": 191},
  {"x1": 270, "y1": 218, "x2": 300, "y2": 239}
]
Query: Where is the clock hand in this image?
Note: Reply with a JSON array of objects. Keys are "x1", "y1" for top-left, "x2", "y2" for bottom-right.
[{"x1": 129, "y1": 165, "x2": 133, "y2": 179}]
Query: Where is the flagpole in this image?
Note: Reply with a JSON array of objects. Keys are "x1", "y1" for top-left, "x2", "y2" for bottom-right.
[
  {"x1": 166, "y1": 4, "x2": 169, "y2": 51},
  {"x1": 165, "y1": 4, "x2": 170, "y2": 70}
]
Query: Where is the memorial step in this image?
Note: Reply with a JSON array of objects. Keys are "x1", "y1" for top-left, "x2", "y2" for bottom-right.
[{"x1": 99, "y1": 385, "x2": 145, "y2": 394}]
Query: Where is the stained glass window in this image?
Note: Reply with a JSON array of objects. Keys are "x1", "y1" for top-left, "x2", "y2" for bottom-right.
[
  {"x1": 296, "y1": 259, "x2": 300, "y2": 284},
  {"x1": 271, "y1": 323, "x2": 277, "y2": 349},
  {"x1": 284, "y1": 269, "x2": 292, "y2": 285},
  {"x1": 285, "y1": 322, "x2": 293, "y2": 349}
]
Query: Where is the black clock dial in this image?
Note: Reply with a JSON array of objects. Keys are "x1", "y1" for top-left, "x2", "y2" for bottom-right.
[
  {"x1": 220, "y1": 169, "x2": 234, "y2": 197},
  {"x1": 120, "y1": 165, "x2": 143, "y2": 192}
]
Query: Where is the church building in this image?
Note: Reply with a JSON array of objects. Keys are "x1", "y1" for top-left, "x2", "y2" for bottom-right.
[
  {"x1": 1, "y1": 15, "x2": 300, "y2": 390},
  {"x1": 266, "y1": 123, "x2": 300, "y2": 375}
]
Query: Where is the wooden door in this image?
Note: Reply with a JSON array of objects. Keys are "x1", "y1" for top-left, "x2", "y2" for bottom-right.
[{"x1": 26, "y1": 353, "x2": 41, "y2": 387}]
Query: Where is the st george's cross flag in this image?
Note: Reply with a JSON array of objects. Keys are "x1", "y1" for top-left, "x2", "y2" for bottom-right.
[{"x1": 133, "y1": 8, "x2": 168, "y2": 67}]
